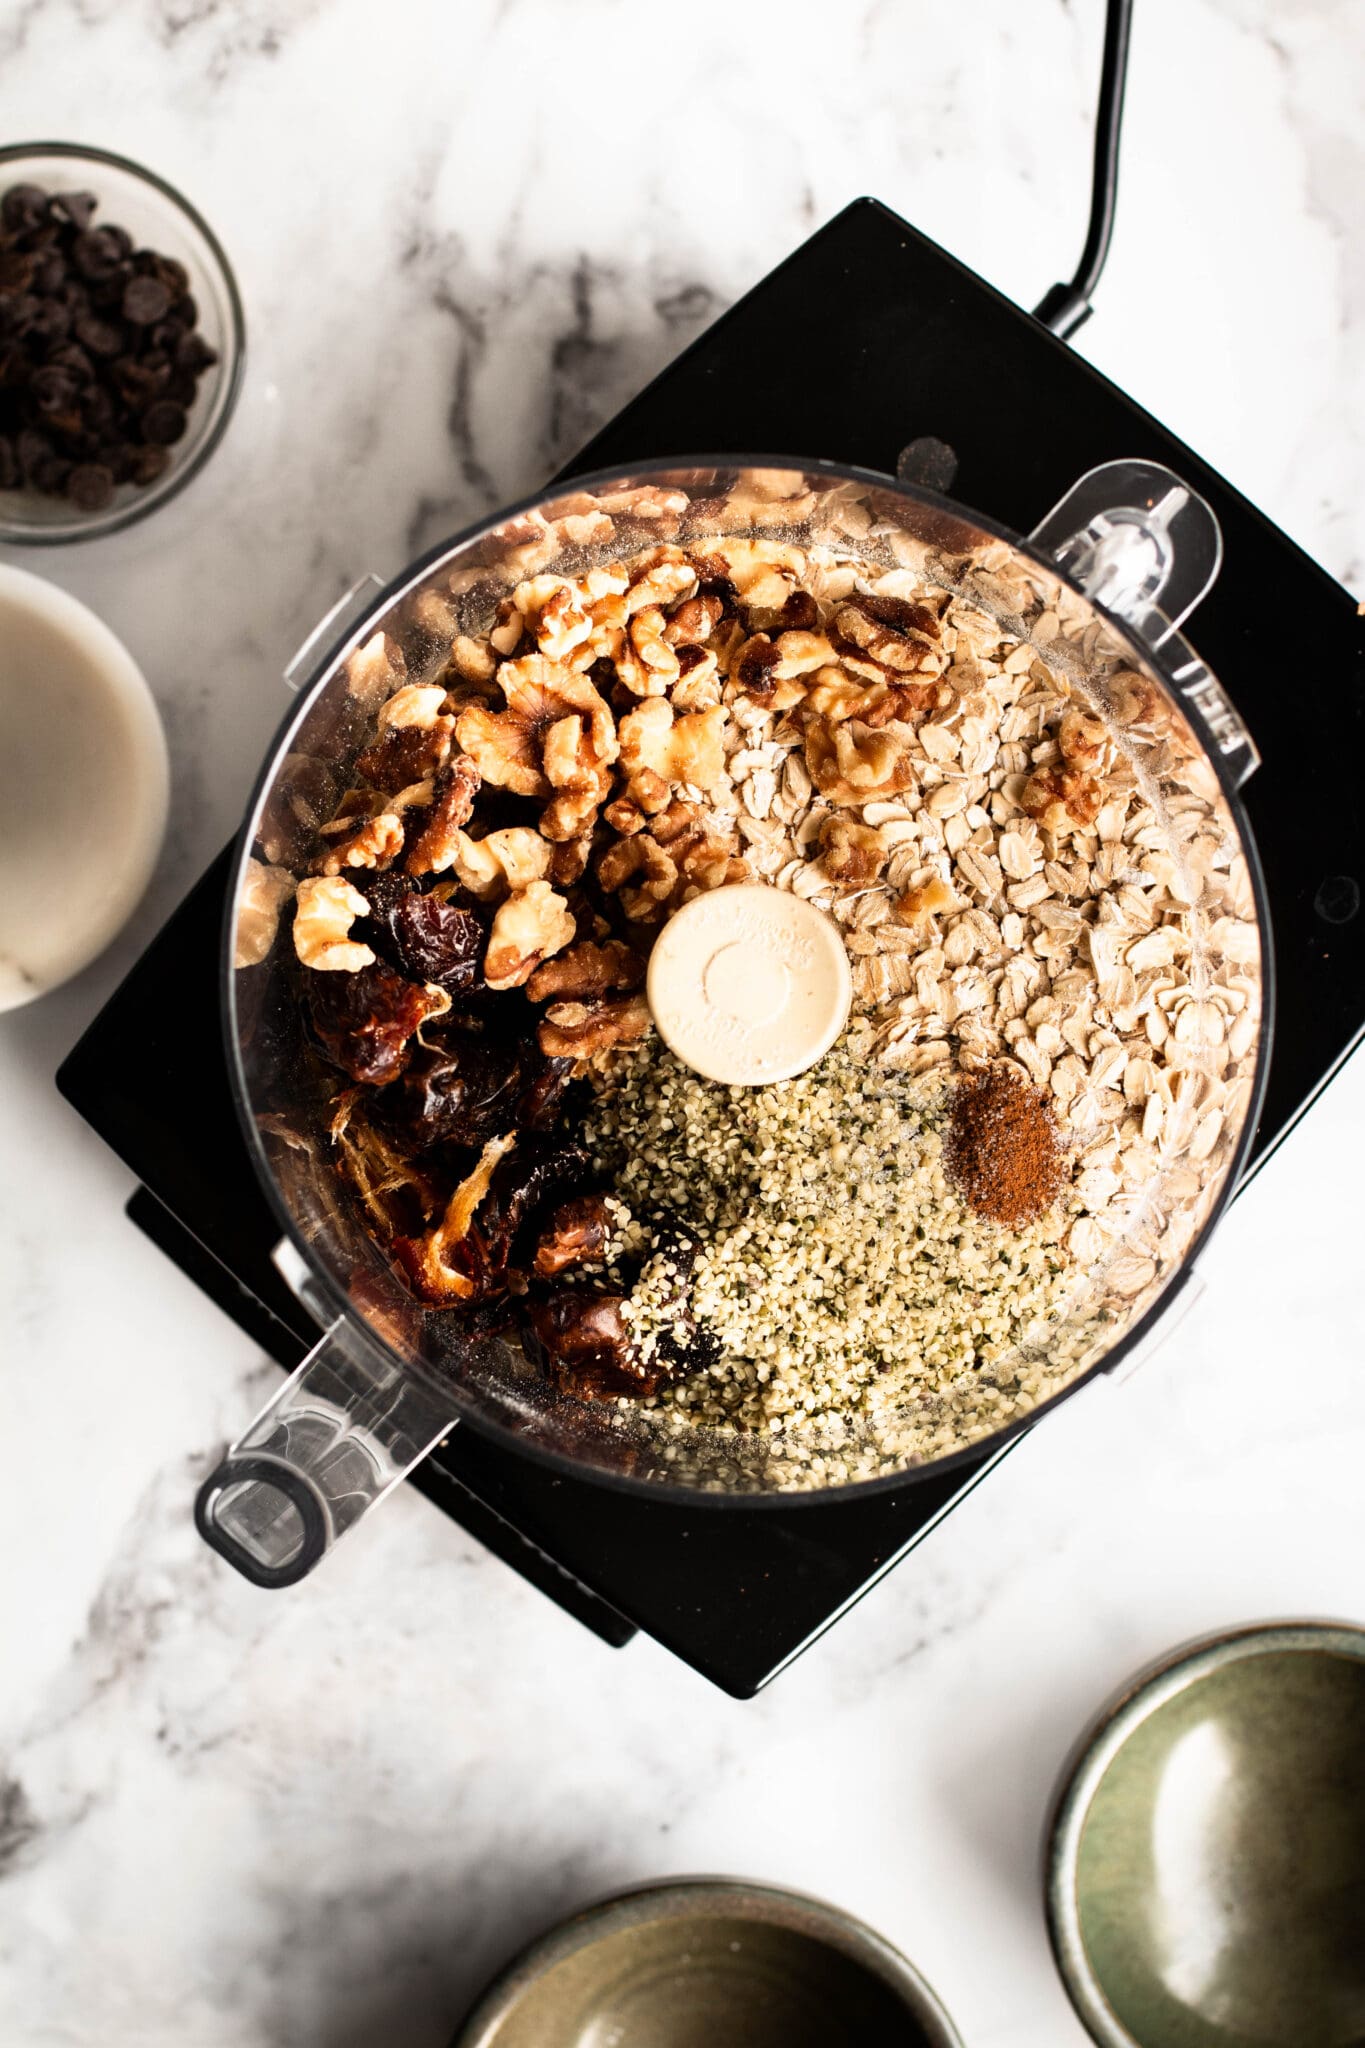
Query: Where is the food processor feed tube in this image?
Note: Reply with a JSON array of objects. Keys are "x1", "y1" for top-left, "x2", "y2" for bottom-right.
[{"x1": 196, "y1": 457, "x2": 1265, "y2": 1585}]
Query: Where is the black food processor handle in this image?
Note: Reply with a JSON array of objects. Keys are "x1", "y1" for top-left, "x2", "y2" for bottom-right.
[{"x1": 194, "y1": 1317, "x2": 461, "y2": 1586}]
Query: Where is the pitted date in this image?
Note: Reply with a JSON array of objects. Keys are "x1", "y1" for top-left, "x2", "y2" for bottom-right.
[
  {"x1": 308, "y1": 963, "x2": 445, "y2": 1086},
  {"x1": 524, "y1": 1289, "x2": 662, "y2": 1401}
]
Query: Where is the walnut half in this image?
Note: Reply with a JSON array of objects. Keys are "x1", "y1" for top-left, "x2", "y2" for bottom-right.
[
  {"x1": 235, "y1": 859, "x2": 296, "y2": 969},
  {"x1": 483, "y1": 881, "x2": 575, "y2": 991},
  {"x1": 293, "y1": 876, "x2": 375, "y2": 971},
  {"x1": 537, "y1": 993, "x2": 651, "y2": 1059}
]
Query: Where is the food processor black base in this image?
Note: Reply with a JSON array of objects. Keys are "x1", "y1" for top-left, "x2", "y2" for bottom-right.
[{"x1": 58, "y1": 198, "x2": 1365, "y2": 1696}]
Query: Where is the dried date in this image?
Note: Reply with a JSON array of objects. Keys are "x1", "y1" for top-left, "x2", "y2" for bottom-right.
[
  {"x1": 307, "y1": 963, "x2": 444, "y2": 1086},
  {"x1": 524, "y1": 1289, "x2": 660, "y2": 1401}
]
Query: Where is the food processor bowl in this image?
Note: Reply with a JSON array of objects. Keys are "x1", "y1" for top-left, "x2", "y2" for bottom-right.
[{"x1": 197, "y1": 459, "x2": 1270, "y2": 1586}]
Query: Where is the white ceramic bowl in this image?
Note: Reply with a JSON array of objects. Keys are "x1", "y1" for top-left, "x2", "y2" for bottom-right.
[{"x1": 0, "y1": 563, "x2": 168, "y2": 1009}]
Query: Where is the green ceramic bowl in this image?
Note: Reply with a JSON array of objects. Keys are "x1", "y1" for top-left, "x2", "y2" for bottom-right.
[
  {"x1": 1047, "y1": 1622, "x2": 1365, "y2": 2048},
  {"x1": 452, "y1": 1878, "x2": 963, "y2": 2048}
]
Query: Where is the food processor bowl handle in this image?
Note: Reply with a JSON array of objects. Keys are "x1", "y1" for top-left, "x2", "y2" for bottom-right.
[
  {"x1": 1032, "y1": 458, "x2": 1261, "y2": 786},
  {"x1": 194, "y1": 1317, "x2": 460, "y2": 1586}
]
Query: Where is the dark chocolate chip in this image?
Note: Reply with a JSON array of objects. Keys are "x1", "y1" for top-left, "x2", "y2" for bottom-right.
[
  {"x1": 141, "y1": 399, "x2": 187, "y2": 445},
  {"x1": 0, "y1": 292, "x2": 39, "y2": 336},
  {"x1": 0, "y1": 247, "x2": 36, "y2": 291},
  {"x1": 31, "y1": 453, "x2": 71, "y2": 493},
  {"x1": 31, "y1": 249, "x2": 67, "y2": 295},
  {"x1": 0, "y1": 435, "x2": 16, "y2": 489},
  {"x1": 16, "y1": 426, "x2": 53, "y2": 474},
  {"x1": 71, "y1": 227, "x2": 123, "y2": 280},
  {"x1": 29, "y1": 363, "x2": 76, "y2": 412},
  {"x1": 48, "y1": 341, "x2": 94, "y2": 380},
  {"x1": 174, "y1": 329, "x2": 217, "y2": 373},
  {"x1": 50, "y1": 190, "x2": 98, "y2": 231},
  {"x1": 128, "y1": 441, "x2": 170, "y2": 484},
  {"x1": 24, "y1": 297, "x2": 71, "y2": 346},
  {"x1": 1, "y1": 184, "x2": 50, "y2": 234},
  {"x1": 122, "y1": 275, "x2": 171, "y2": 325},
  {"x1": 72, "y1": 310, "x2": 124, "y2": 357},
  {"x1": 65, "y1": 461, "x2": 115, "y2": 511}
]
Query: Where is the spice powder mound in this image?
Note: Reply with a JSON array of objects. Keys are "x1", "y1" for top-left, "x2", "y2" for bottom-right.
[{"x1": 944, "y1": 1065, "x2": 1067, "y2": 1227}]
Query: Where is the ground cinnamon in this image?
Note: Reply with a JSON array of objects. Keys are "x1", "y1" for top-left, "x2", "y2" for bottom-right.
[{"x1": 944, "y1": 1064, "x2": 1066, "y2": 1226}]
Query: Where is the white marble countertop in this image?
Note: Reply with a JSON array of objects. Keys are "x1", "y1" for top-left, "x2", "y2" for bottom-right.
[{"x1": 2, "y1": 2, "x2": 1363, "y2": 2042}]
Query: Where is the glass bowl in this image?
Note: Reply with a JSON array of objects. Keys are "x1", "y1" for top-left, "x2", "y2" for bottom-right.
[{"x1": 0, "y1": 142, "x2": 245, "y2": 545}]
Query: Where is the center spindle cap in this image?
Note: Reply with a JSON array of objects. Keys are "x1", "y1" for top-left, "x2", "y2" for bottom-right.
[{"x1": 645, "y1": 883, "x2": 852, "y2": 1086}]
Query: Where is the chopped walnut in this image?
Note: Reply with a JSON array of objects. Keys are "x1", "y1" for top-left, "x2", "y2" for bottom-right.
[
  {"x1": 547, "y1": 832, "x2": 593, "y2": 886},
  {"x1": 483, "y1": 881, "x2": 576, "y2": 990},
  {"x1": 604, "y1": 795, "x2": 649, "y2": 836},
  {"x1": 357, "y1": 719, "x2": 453, "y2": 794},
  {"x1": 293, "y1": 876, "x2": 375, "y2": 971},
  {"x1": 317, "y1": 812, "x2": 405, "y2": 876},
  {"x1": 614, "y1": 605, "x2": 681, "y2": 696},
  {"x1": 664, "y1": 594, "x2": 724, "y2": 647},
  {"x1": 378, "y1": 685, "x2": 450, "y2": 731},
  {"x1": 539, "y1": 707, "x2": 617, "y2": 842},
  {"x1": 456, "y1": 655, "x2": 616, "y2": 801},
  {"x1": 597, "y1": 832, "x2": 678, "y2": 920},
  {"x1": 617, "y1": 698, "x2": 727, "y2": 813},
  {"x1": 1108, "y1": 669, "x2": 1162, "y2": 725},
  {"x1": 772, "y1": 629, "x2": 837, "y2": 679},
  {"x1": 527, "y1": 939, "x2": 645, "y2": 1003},
  {"x1": 732, "y1": 633, "x2": 780, "y2": 701},
  {"x1": 805, "y1": 716, "x2": 916, "y2": 803},
  {"x1": 344, "y1": 630, "x2": 405, "y2": 710},
  {"x1": 449, "y1": 634, "x2": 497, "y2": 682},
  {"x1": 404, "y1": 756, "x2": 481, "y2": 875},
  {"x1": 649, "y1": 798, "x2": 748, "y2": 896},
  {"x1": 1058, "y1": 707, "x2": 1109, "y2": 769},
  {"x1": 234, "y1": 859, "x2": 296, "y2": 968},
  {"x1": 450, "y1": 826, "x2": 551, "y2": 901},
  {"x1": 1021, "y1": 765, "x2": 1103, "y2": 831},
  {"x1": 894, "y1": 877, "x2": 960, "y2": 927},
  {"x1": 537, "y1": 993, "x2": 652, "y2": 1059},
  {"x1": 832, "y1": 594, "x2": 941, "y2": 674},
  {"x1": 622, "y1": 550, "x2": 697, "y2": 617},
  {"x1": 818, "y1": 816, "x2": 887, "y2": 885}
]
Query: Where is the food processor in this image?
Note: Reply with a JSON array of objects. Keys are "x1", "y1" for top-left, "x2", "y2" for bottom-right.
[{"x1": 191, "y1": 450, "x2": 1269, "y2": 1586}]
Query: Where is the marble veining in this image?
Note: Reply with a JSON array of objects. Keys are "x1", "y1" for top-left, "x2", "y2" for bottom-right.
[{"x1": 1, "y1": 1, "x2": 1363, "y2": 2043}]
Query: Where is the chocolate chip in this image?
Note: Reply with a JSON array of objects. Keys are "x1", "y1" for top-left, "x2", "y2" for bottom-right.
[
  {"x1": 29, "y1": 364, "x2": 76, "y2": 412},
  {"x1": 1, "y1": 184, "x2": 49, "y2": 234},
  {"x1": 0, "y1": 246, "x2": 35, "y2": 291},
  {"x1": 122, "y1": 275, "x2": 171, "y2": 325},
  {"x1": 31, "y1": 248, "x2": 67, "y2": 295},
  {"x1": 174, "y1": 329, "x2": 217, "y2": 373},
  {"x1": 50, "y1": 190, "x2": 98, "y2": 231},
  {"x1": 30, "y1": 452, "x2": 70, "y2": 492},
  {"x1": 16, "y1": 426, "x2": 53, "y2": 474},
  {"x1": 25, "y1": 298, "x2": 71, "y2": 347},
  {"x1": 72, "y1": 311, "x2": 124, "y2": 357},
  {"x1": 66, "y1": 462, "x2": 115, "y2": 511},
  {"x1": 71, "y1": 227, "x2": 123, "y2": 280},
  {"x1": 141, "y1": 399, "x2": 187, "y2": 445},
  {"x1": 0, "y1": 435, "x2": 16, "y2": 489},
  {"x1": 128, "y1": 442, "x2": 170, "y2": 484}
]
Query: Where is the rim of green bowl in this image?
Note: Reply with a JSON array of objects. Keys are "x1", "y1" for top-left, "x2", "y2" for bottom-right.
[
  {"x1": 451, "y1": 1876, "x2": 965, "y2": 2048},
  {"x1": 1044, "y1": 1618, "x2": 1365, "y2": 2048}
]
